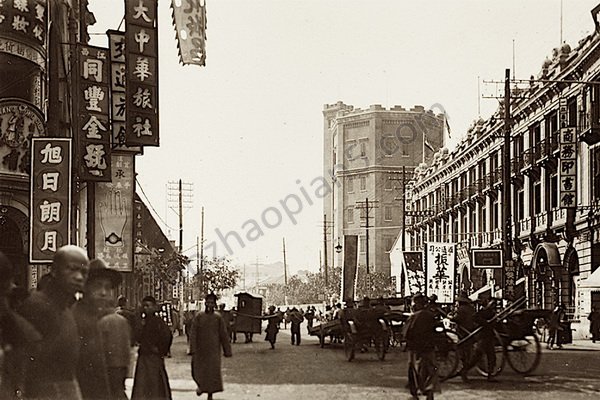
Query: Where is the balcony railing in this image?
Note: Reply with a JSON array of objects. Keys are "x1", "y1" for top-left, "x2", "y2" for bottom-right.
[
  {"x1": 551, "y1": 207, "x2": 566, "y2": 227},
  {"x1": 534, "y1": 212, "x2": 547, "y2": 233},
  {"x1": 519, "y1": 217, "x2": 531, "y2": 233}
]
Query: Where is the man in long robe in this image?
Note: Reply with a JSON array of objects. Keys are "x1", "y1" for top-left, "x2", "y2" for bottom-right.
[
  {"x1": 190, "y1": 293, "x2": 232, "y2": 400},
  {"x1": 131, "y1": 296, "x2": 172, "y2": 400}
]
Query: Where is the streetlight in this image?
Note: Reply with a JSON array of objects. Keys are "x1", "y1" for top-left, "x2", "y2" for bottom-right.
[{"x1": 335, "y1": 238, "x2": 343, "y2": 254}]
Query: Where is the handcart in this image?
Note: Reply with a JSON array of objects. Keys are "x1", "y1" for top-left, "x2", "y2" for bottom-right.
[{"x1": 339, "y1": 307, "x2": 389, "y2": 361}]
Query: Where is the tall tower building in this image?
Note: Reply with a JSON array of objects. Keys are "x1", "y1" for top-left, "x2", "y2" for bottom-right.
[{"x1": 323, "y1": 102, "x2": 445, "y2": 276}]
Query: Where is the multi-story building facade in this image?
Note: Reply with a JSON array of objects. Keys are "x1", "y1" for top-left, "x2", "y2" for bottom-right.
[
  {"x1": 323, "y1": 102, "x2": 444, "y2": 276},
  {"x1": 406, "y1": 24, "x2": 600, "y2": 338}
]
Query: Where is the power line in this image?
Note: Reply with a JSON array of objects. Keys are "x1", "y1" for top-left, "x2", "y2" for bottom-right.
[{"x1": 135, "y1": 178, "x2": 178, "y2": 231}]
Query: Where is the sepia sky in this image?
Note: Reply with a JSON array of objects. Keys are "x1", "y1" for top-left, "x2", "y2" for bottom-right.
[{"x1": 88, "y1": 0, "x2": 598, "y2": 274}]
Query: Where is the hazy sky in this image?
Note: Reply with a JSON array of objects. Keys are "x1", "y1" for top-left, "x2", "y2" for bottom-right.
[{"x1": 88, "y1": 0, "x2": 598, "y2": 274}]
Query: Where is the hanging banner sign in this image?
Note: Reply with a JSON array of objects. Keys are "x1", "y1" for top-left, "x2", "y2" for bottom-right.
[
  {"x1": 425, "y1": 242, "x2": 456, "y2": 304},
  {"x1": 403, "y1": 251, "x2": 424, "y2": 295},
  {"x1": 471, "y1": 249, "x2": 503, "y2": 269},
  {"x1": 30, "y1": 138, "x2": 72, "y2": 263},
  {"x1": 108, "y1": 30, "x2": 142, "y2": 153},
  {"x1": 559, "y1": 126, "x2": 577, "y2": 208},
  {"x1": 0, "y1": 0, "x2": 47, "y2": 62},
  {"x1": 125, "y1": 0, "x2": 159, "y2": 146},
  {"x1": 94, "y1": 152, "x2": 135, "y2": 272},
  {"x1": 77, "y1": 44, "x2": 112, "y2": 181},
  {"x1": 171, "y1": 0, "x2": 207, "y2": 66}
]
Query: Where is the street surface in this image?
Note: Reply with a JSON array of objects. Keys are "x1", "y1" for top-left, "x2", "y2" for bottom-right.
[{"x1": 127, "y1": 326, "x2": 600, "y2": 400}]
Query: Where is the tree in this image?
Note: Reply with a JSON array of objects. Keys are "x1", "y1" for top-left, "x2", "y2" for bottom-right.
[
  {"x1": 355, "y1": 267, "x2": 395, "y2": 299},
  {"x1": 137, "y1": 249, "x2": 189, "y2": 284},
  {"x1": 196, "y1": 256, "x2": 240, "y2": 296}
]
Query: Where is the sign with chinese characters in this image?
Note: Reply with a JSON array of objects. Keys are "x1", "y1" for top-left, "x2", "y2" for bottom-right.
[
  {"x1": 171, "y1": 0, "x2": 207, "y2": 66},
  {"x1": 94, "y1": 152, "x2": 134, "y2": 272},
  {"x1": 559, "y1": 127, "x2": 577, "y2": 208},
  {"x1": 425, "y1": 242, "x2": 456, "y2": 304},
  {"x1": 77, "y1": 44, "x2": 112, "y2": 181},
  {"x1": 403, "y1": 251, "x2": 424, "y2": 295},
  {"x1": 0, "y1": 99, "x2": 45, "y2": 174},
  {"x1": 125, "y1": 0, "x2": 159, "y2": 146},
  {"x1": 0, "y1": 0, "x2": 47, "y2": 61},
  {"x1": 30, "y1": 138, "x2": 71, "y2": 263},
  {"x1": 503, "y1": 259, "x2": 517, "y2": 301},
  {"x1": 471, "y1": 249, "x2": 503, "y2": 269}
]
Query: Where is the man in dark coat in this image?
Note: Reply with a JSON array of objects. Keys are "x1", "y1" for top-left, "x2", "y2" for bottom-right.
[
  {"x1": 263, "y1": 305, "x2": 282, "y2": 349},
  {"x1": 405, "y1": 293, "x2": 439, "y2": 400},
  {"x1": 190, "y1": 293, "x2": 232, "y2": 400},
  {"x1": 74, "y1": 259, "x2": 121, "y2": 400},
  {"x1": 588, "y1": 306, "x2": 600, "y2": 342},
  {"x1": 0, "y1": 251, "x2": 42, "y2": 399},
  {"x1": 288, "y1": 307, "x2": 304, "y2": 345},
  {"x1": 18, "y1": 245, "x2": 90, "y2": 399},
  {"x1": 450, "y1": 294, "x2": 476, "y2": 381},
  {"x1": 131, "y1": 296, "x2": 173, "y2": 400}
]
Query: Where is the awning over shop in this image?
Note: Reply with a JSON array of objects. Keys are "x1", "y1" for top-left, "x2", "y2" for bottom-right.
[
  {"x1": 531, "y1": 242, "x2": 562, "y2": 270},
  {"x1": 580, "y1": 268, "x2": 600, "y2": 288}
]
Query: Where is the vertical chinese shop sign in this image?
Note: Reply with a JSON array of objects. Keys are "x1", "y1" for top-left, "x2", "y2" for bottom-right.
[
  {"x1": 559, "y1": 126, "x2": 577, "y2": 208},
  {"x1": 171, "y1": 0, "x2": 207, "y2": 66},
  {"x1": 77, "y1": 45, "x2": 112, "y2": 181},
  {"x1": 125, "y1": 0, "x2": 159, "y2": 146},
  {"x1": 94, "y1": 152, "x2": 135, "y2": 272},
  {"x1": 425, "y1": 242, "x2": 456, "y2": 304},
  {"x1": 30, "y1": 138, "x2": 72, "y2": 262}
]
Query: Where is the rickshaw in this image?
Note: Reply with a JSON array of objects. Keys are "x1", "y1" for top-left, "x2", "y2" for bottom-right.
[
  {"x1": 439, "y1": 296, "x2": 546, "y2": 379},
  {"x1": 339, "y1": 307, "x2": 389, "y2": 361},
  {"x1": 308, "y1": 318, "x2": 344, "y2": 348}
]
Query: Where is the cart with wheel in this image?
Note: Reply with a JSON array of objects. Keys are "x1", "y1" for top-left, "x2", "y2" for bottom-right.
[
  {"x1": 339, "y1": 307, "x2": 389, "y2": 361},
  {"x1": 308, "y1": 318, "x2": 344, "y2": 348}
]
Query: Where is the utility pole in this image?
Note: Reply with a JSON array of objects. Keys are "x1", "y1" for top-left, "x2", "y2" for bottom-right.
[
  {"x1": 200, "y1": 206, "x2": 204, "y2": 276},
  {"x1": 167, "y1": 180, "x2": 193, "y2": 252},
  {"x1": 319, "y1": 216, "x2": 334, "y2": 285},
  {"x1": 283, "y1": 238, "x2": 288, "y2": 286},
  {"x1": 502, "y1": 68, "x2": 513, "y2": 286},
  {"x1": 355, "y1": 198, "x2": 379, "y2": 274}
]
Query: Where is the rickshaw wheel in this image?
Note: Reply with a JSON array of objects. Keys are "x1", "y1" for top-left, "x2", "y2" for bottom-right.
[
  {"x1": 437, "y1": 348, "x2": 459, "y2": 381},
  {"x1": 344, "y1": 335, "x2": 355, "y2": 361},
  {"x1": 505, "y1": 334, "x2": 541, "y2": 375}
]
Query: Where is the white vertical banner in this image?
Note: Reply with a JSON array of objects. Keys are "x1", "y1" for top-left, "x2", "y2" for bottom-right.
[{"x1": 425, "y1": 242, "x2": 456, "y2": 304}]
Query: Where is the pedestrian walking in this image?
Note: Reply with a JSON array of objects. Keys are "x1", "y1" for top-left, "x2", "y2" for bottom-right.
[
  {"x1": 96, "y1": 262, "x2": 132, "y2": 400},
  {"x1": 547, "y1": 304, "x2": 566, "y2": 350},
  {"x1": 18, "y1": 245, "x2": 89, "y2": 399},
  {"x1": 264, "y1": 305, "x2": 282, "y2": 349},
  {"x1": 405, "y1": 293, "x2": 439, "y2": 400},
  {"x1": 449, "y1": 294, "x2": 476, "y2": 382},
  {"x1": 288, "y1": 307, "x2": 304, "y2": 345},
  {"x1": 190, "y1": 293, "x2": 232, "y2": 400},
  {"x1": 74, "y1": 259, "x2": 120, "y2": 400},
  {"x1": 131, "y1": 296, "x2": 173, "y2": 400},
  {"x1": 457, "y1": 296, "x2": 498, "y2": 381},
  {"x1": 305, "y1": 306, "x2": 315, "y2": 333},
  {"x1": 588, "y1": 306, "x2": 600, "y2": 343},
  {"x1": 0, "y1": 251, "x2": 41, "y2": 400}
]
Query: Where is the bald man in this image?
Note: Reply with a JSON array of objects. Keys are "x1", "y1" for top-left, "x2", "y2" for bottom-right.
[{"x1": 18, "y1": 245, "x2": 90, "y2": 400}]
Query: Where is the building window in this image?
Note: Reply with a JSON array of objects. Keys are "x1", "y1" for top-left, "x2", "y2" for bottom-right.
[
  {"x1": 346, "y1": 207, "x2": 354, "y2": 224},
  {"x1": 360, "y1": 236, "x2": 366, "y2": 253},
  {"x1": 493, "y1": 199, "x2": 499, "y2": 231},
  {"x1": 568, "y1": 97, "x2": 578, "y2": 128},
  {"x1": 347, "y1": 177, "x2": 354, "y2": 193},
  {"x1": 384, "y1": 206, "x2": 393, "y2": 221},
  {"x1": 550, "y1": 174, "x2": 558, "y2": 209},
  {"x1": 360, "y1": 176, "x2": 366, "y2": 191},
  {"x1": 480, "y1": 205, "x2": 487, "y2": 236},
  {"x1": 517, "y1": 189, "x2": 525, "y2": 220},
  {"x1": 593, "y1": 147, "x2": 600, "y2": 202},
  {"x1": 359, "y1": 140, "x2": 367, "y2": 157},
  {"x1": 384, "y1": 176, "x2": 392, "y2": 191},
  {"x1": 533, "y1": 180, "x2": 542, "y2": 215}
]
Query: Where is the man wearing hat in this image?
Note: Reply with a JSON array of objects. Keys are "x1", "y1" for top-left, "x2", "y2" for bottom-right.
[
  {"x1": 74, "y1": 258, "x2": 122, "y2": 399},
  {"x1": 263, "y1": 305, "x2": 282, "y2": 349},
  {"x1": 450, "y1": 294, "x2": 476, "y2": 382},
  {"x1": 190, "y1": 293, "x2": 232, "y2": 400}
]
